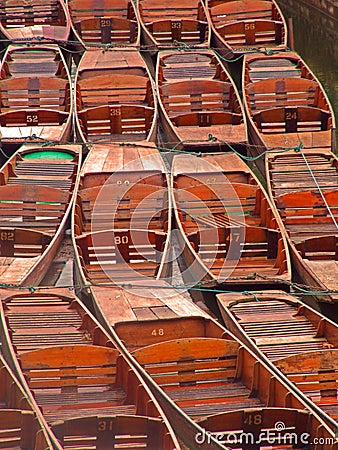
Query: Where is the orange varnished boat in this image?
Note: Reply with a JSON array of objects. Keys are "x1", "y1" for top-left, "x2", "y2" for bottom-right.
[
  {"x1": 206, "y1": 0, "x2": 287, "y2": 58},
  {"x1": 0, "y1": 143, "x2": 81, "y2": 286},
  {"x1": 0, "y1": 0, "x2": 71, "y2": 44},
  {"x1": 0, "y1": 287, "x2": 182, "y2": 449},
  {"x1": 67, "y1": 0, "x2": 139, "y2": 49},
  {"x1": 136, "y1": 0, "x2": 210, "y2": 50},
  {"x1": 0, "y1": 45, "x2": 73, "y2": 147},
  {"x1": 90, "y1": 283, "x2": 338, "y2": 448},
  {"x1": 242, "y1": 51, "x2": 336, "y2": 175},
  {"x1": 157, "y1": 50, "x2": 248, "y2": 151},
  {"x1": 73, "y1": 143, "x2": 171, "y2": 287},
  {"x1": 172, "y1": 152, "x2": 290, "y2": 290},
  {"x1": 75, "y1": 49, "x2": 157, "y2": 143},
  {"x1": 217, "y1": 290, "x2": 338, "y2": 427},
  {"x1": 266, "y1": 149, "x2": 338, "y2": 304}
]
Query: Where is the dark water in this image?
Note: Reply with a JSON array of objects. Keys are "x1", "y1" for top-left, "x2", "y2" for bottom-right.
[{"x1": 278, "y1": 0, "x2": 338, "y2": 124}]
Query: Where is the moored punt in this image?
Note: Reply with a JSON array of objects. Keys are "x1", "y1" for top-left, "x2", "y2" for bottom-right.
[
  {"x1": 266, "y1": 150, "x2": 338, "y2": 303},
  {"x1": 0, "y1": 143, "x2": 81, "y2": 286},
  {"x1": 136, "y1": 0, "x2": 210, "y2": 51},
  {"x1": 74, "y1": 48, "x2": 157, "y2": 143},
  {"x1": 0, "y1": 353, "x2": 53, "y2": 449},
  {"x1": 157, "y1": 50, "x2": 247, "y2": 151},
  {"x1": 73, "y1": 142, "x2": 171, "y2": 286},
  {"x1": 171, "y1": 152, "x2": 290, "y2": 289},
  {"x1": 206, "y1": 0, "x2": 287, "y2": 59},
  {"x1": 217, "y1": 290, "x2": 338, "y2": 425},
  {"x1": 91, "y1": 283, "x2": 338, "y2": 449},
  {"x1": 242, "y1": 51, "x2": 336, "y2": 175},
  {"x1": 0, "y1": 287, "x2": 182, "y2": 449},
  {"x1": 0, "y1": 0, "x2": 71, "y2": 44},
  {"x1": 0, "y1": 45, "x2": 73, "y2": 146},
  {"x1": 67, "y1": 0, "x2": 139, "y2": 50}
]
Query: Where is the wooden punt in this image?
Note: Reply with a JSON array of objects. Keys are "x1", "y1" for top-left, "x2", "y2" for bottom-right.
[
  {"x1": 206, "y1": 0, "x2": 287, "y2": 58},
  {"x1": 0, "y1": 287, "x2": 182, "y2": 449},
  {"x1": 217, "y1": 290, "x2": 338, "y2": 426},
  {"x1": 73, "y1": 142, "x2": 171, "y2": 287},
  {"x1": 74, "y1": 49, "x2": 157, "y2": 143},
  {"x1": 157, "y1": 50, "x2": 248, "y2": 151},
  {"x1": 0, "y1": 0, "x2": 71, "y2": 44},
  {"x1": 266, "y1": 149, "x2": 338, "y2": 303},
  {"x1": 171, "y1": 152, "x2": 290, "y2": 289},
  {"x1": 242, "y1": 51, "x2": 336, "y2": 175},
  {"x1": 0, "y1": 353, "x2": 53, "y2": 449},
  {"x1": 0, "y1": 45, "x2": 73, "y2": 146},
  {"x1": 91, "y1": 283, "x2": 338, "y2": 448},
  {"x1": 0, "y1": 143, "x2": 81, "y2": 286},
  {"x1": 136, "y1": 0, "x2": 210, "y2": 51},
  {"x1": 67, "y1": 0, "x2": 139, "y2": 50}
]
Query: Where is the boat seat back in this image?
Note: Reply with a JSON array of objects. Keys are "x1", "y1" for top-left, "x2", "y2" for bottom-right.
[
  {"x1": 76, "y1": 228, "x2": 166, "y2": 264},
  {"x1": 0, "y1": 228, "x2": 51, "y2": 257},
  {"x1": 217, "y1": 19, "x2": 284, "y2": 46},
  {"x1": 78, "y1": 105, "x2": 154, "y2": 140},
  {"x1": 146, "y1": 18, "x2": 208, "y2": 44},
  {"x1": 0, "y1": 109, "x2": 69, "y2": 127},
  {"x1": 210, "y1": 0, "x2": 273, "y2": 25},
  {"x1": 161, "y1": 80, "x2": 236, "y2": 117},
  {"x1": 0, "y1": 0, "x2": 66, "y2": 27},
  {"x1": 77, "y1": 74, "x2": 151, "y2": 109},
  {"x1": 0, "y1": 409, "x2": 37, "y2": 449},
  {"x1": 247, "y1": 78, "x2": 324, "y2": 112},
  {"x1": 253, "y1": 106, "x2": 331, "y2": 133},
  {"x1": 73, "y1": 16, "x2": 138, "y2": 44},
  {"x1": 0, "y1": 77, "x2": 71, "y2": 112},
  {"x1": 296, "y1": 234, "x2": 338, "y2": 260},
  {"x1": 51, "y1": 415, "x2": 166, "y2": 449}
]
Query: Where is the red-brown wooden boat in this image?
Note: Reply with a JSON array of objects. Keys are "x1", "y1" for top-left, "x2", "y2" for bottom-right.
[
  {"x1": 67, "y1": 0, "x2": 139, "y2": 49},
  {"x1": 0, "y1": 0, "x2": 71, "y2": 43},
  {"x1": 172, "y1": 152, "x2": 291, "y2": 290},
  {"x1": 0, "y1": 143, "x2": 81, "y2": 286},
  {"x1": 75, "y1": 48, "x2": 157, "y2": 143},
  {"x1": 217, "y1": 290, "x2": 338, "y2": 427},
  {"x1": 157, "y1": 49, "x2": 248, "y2": 151},
  {"x1": 242, "y1": 51, "x2": 336, "y2": 175},
  {"x1": 90, "y1": 283, "x2": 338, "y2": 448},
  {"x1": 72, "y1": 143, "x2": 171, "y2": 287},
  {"x1": 136, "y1": 0, "x2": 210, "y2": 50},
  {"x1": 266, "y1": 149, "x2": 338, "y2": 303},
  {"x1": 206, "y1": 0, "x2": 287, "y2": 59},
  {"x1": 0, "y1": 45, "x2": 73, "y2": 146},
  {"x1": 0, "y1": 286, "x2": 182, "y2": 449}
]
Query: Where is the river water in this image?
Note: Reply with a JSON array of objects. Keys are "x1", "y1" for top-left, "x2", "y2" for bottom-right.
[{"x1": 278, "y1": 0, "x2": 337, "y2": 125}]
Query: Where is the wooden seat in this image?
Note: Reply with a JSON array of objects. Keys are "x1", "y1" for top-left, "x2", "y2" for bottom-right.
[
  {"x1": 210, "y1": 0, "x2": 274, "y2": 25},
  {"x1": 253, "y1": 106, "x2": 331, "y2": 133},
  {"x1": 73, "y1": 16, "x2": 137, "y2": 44},
  {"x1": 0, "y1": 77, "x2": 70, "y2": 112},
  {"x1": 247, "y1": 78, "x2": 323, "y2": 112},
  {"x1": 296, "y1": 235, "x2": 338, "y2": 260},
  {"x1": 161, "y1": 80, "x2": 235, "y2": 117},
  {"x1": 19, "y1": 345, "x2": 131, "y2": 423},
  {"x1": 0, "y1": 228, "x2": 51, "y2": 258},
  {"x1": 78, "y1": 105, "x2": 154, "y2": 141},
  {"x1": 51, "y1": 414, "x2": 166, "y2": 449},
  {"x1": 77, "y1": 74, "x2": 152, "y2": 109},
  {"x1": 145, "y1": 18, "x2": 207, "y2": 44},
  {"x1": 0, "y1": 184, "x2": 69, "y2": 232},
  {"x1": 0, "y1": 0, "x2": 66, "y2": 28},
  {"x1": 217, "y1": 19, "x2": 284, "y2": 46}
]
